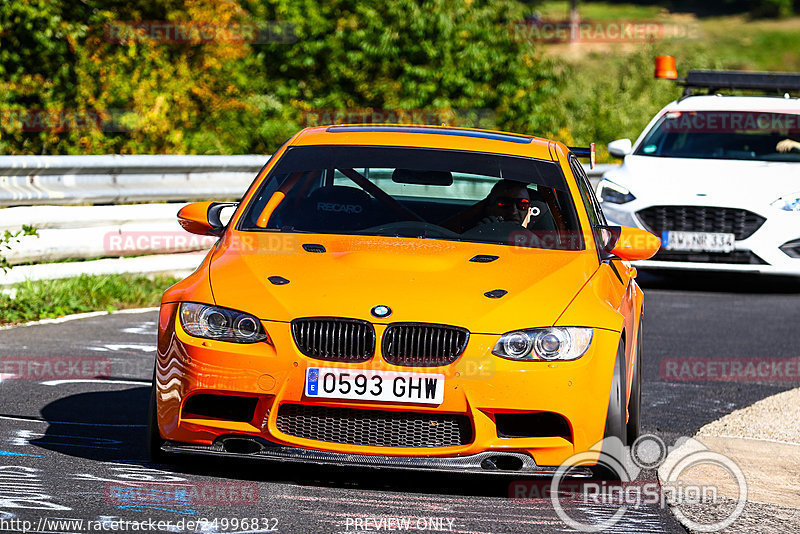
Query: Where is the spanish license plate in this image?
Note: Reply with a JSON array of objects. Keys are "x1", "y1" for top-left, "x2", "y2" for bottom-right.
[
  {"x1": 661, "y1": 231, "x2": 735, "y2": 253},
  {"x1": 304, "y1": 367, "x2": 445, "y2": 405}
]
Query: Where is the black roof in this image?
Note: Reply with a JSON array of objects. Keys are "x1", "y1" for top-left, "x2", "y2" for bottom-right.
[
  {"x1": 682, "y1": 70, "x2": 800, "y2": 94},
  {"x1": 325, "y1": 125, "x2": 534, "y2": 144}
]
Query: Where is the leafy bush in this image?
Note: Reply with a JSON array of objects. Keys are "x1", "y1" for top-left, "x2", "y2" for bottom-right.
[
  {"x1": 0, "y1": 0, "x2": 563, "y2": 154},
  {"x1": 2, "y1": 0, "x2": 799, "y2": 157}
]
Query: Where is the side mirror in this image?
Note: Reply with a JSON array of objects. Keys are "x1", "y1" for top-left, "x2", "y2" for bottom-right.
[
  {"x1": 177, "y1": 202, "x2": 237, "y2": 236},
  {"x1": 597, "y1": 225, "x2": 660, "y2": 261},
  {"x1": 607, "y1": 139, "x2": 632, "y2": 159}
]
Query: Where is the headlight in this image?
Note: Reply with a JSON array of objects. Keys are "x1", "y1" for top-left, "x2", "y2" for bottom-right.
[
  {"x1": 179, "y1": 302, "x2": 270, "y2": 343},
  {"x1": 492, "y1": 327, "x2": 593, "y2": 361},
  {"x1": 772, "y1": 193, "x2": 800, "y2": 212},
  {"x1": 596, "y1": 179, "x2": 636, "y2": 204}
]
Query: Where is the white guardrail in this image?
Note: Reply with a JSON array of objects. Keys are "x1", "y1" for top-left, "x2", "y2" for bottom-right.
[{"x1": 0, "y1": 155, "x2": 615, "y2": 286}]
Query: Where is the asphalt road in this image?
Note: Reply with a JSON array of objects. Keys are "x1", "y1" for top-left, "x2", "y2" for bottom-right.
[{"x1": 1, "y1": 271, "x2": 799, "y2": 534}]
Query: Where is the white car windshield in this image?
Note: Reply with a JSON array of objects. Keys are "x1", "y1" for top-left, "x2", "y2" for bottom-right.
[{"x1": 635, "y1": 110, "x2": 800, "y2": 162}]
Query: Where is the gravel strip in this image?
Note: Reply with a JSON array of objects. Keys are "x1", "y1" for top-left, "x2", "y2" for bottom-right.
[{"x1": 696, "y1": 387, "x2": 800, "y2": 444}]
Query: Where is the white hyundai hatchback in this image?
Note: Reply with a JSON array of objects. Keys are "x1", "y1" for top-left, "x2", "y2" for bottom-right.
[{"x1": 598, "y1": 65, "x2": 800, "y2": 276}]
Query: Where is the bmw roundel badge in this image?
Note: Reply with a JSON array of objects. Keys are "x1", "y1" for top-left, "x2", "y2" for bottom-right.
[{"x1": 371, "y1": 305, "x2": 392, "y2": 318}]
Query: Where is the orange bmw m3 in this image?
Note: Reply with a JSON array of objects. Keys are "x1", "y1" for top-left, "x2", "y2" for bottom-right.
[{"x1": 149, "y1": 125, "x2": 660, "y2": 475}]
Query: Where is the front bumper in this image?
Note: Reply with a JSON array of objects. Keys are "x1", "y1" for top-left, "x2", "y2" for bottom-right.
[
  {"x1": 602, "y1": 202, "x2": 800, "y2": 276},
  {"x1": 155, "y1": 303, "x2": 621, "y2": 470}
]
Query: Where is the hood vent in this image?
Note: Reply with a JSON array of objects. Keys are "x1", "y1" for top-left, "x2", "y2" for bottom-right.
[
  {"x1": 302, "y1": 243, "x2": 327, "y2": 253},
  {"x1": 469, "y1": 255, "x2": 499, "y2": 263}
]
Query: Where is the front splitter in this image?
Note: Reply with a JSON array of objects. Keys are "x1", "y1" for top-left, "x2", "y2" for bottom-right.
[{"x1": 161, "y1": 438, "x2": 592, "y2": 477}]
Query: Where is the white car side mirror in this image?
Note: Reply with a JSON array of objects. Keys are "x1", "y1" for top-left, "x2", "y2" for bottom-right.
[{"x1": 608, "y1": 139, "x2": 632, "y2": 158}]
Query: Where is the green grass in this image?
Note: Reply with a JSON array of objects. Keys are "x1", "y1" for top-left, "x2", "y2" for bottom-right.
[
  {"x1": 532, "y1": 1, "x2": 668, "y2": 21},
  {"x1": 0, "y1": 274, "x2": 181, "y2": 325}
]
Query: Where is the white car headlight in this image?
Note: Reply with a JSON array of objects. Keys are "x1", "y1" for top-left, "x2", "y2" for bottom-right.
[
  {"x1": 180, "y1": 302, "x2": 270, "y2": 343},
  {"x1": 772, "y1": 193, "x2": 800, "y2": 212},
  {"x1": 596, "y1": 179, "x2": 636, "y2": 204},
  {"x1": 492, "y1": 327, "x2": 593, "y2": 361}
]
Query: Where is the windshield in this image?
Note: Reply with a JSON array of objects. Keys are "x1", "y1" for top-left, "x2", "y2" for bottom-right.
[
  {"x1": 239, "y1": 145, "x2": 584, "y2": 251},
  {"x1": 635, "y1": 110, "x2": 800, "y2": 162}
]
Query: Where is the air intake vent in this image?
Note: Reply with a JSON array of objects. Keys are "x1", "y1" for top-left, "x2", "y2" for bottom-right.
[
  {"x1": 182, "y1": 394, "x2": 258, "y2": 422},
  {"x1": 276, "y1": 404, "x2": 473, "y2": 448},
  {"x1": 382, "y1": 323, "x2": 469, "y2": 366},
  {"x1": 292, "y1": 318, "x2": 375, "y2": 362}
]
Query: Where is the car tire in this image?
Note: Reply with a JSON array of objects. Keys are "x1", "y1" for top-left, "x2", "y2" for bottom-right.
[
  {"x1": 593, "y1": 338, "x2": 628, "y2": 480},
  {"x1": 147, "y1": 371, "x2": 169, "y2": 463},
  {"x1": 626, "y1": 321, "x2": 643, "y2": 444}
]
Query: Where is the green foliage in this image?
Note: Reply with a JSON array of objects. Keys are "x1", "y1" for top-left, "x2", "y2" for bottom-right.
[
  {"x1": 724, "y1": 0, "x2": 796, "y2": 18},
  {"x1": 1, "y1": 0, "x2": 266, "y2": 154},
  {"x1": 0, "y1": 273, "x2": 180, "y2": 324},
  {"x1": 247, "y1": 0, "x2": 563, "y2": 138},
  {"x1": 1, "y1": 0, "x2": 799, "y2": 157},
  {"x1": 0, "y1": 0, "x2": 563, "y2": 154},
  {"x1": 0, "y1": 224, "x2": 38, "y2": 272},
  {"x1": 558, "y1": 0, "x2": 799, "y2": 18},
  {"x1": 757, "y1": 0, "x2": 795, "y2": 17}
]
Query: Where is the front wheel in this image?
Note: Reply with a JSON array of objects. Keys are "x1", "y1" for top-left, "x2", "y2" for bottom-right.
[
  {"x1": 626, "y1": 321, "x2": 643, "y2": 444},
  {"x1": 593, "y1": 338, "x2": 628, "y2": 480}
]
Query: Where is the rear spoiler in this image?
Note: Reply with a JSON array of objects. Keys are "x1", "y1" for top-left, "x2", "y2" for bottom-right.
[{"x1": 568, "y1": 142, "x2": 595, "y2": 169}]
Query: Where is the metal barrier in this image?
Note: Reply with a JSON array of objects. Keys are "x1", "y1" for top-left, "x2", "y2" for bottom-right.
[
  {"x1": 0, "y1": 155, "x2": 268, "y2": 206},
  {"x1": 0, "y1": 155, "x2": 613, "y2": 207}
]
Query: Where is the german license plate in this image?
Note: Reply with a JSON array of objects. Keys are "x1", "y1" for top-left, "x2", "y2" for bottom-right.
[
  {"x1": 304, "y1": 368, "x2": 445, "y2": 405},
  {"x1": 662, "y1": 231, "x2": 735, "y2": 253}
]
